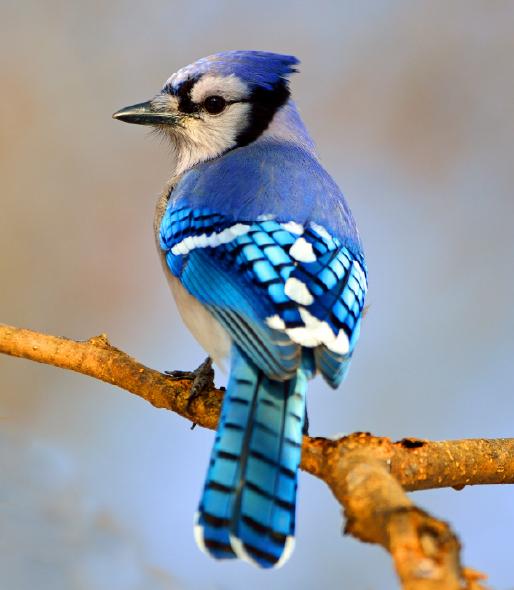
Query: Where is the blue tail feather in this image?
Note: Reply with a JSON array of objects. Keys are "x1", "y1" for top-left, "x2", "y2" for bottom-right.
[{"x1": 195, "y1": 346, "x2": 306, "y2": 568}]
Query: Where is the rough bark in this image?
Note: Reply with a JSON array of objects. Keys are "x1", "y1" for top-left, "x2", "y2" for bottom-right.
[{"x1": 1, "y1": 323, "x2": 498, "y2": 589}]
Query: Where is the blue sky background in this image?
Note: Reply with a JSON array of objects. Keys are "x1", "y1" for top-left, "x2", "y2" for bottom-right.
[{"x1": 1, "y1": 1, "x2": 514, "y2": 588}]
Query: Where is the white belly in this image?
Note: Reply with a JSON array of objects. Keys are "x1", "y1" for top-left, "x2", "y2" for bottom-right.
[
  {"x1": 154, "y1": 188, "x2": 231, "y2": 368},
  {"x1": 169, "y1": 275, "x2": 231, "y2": 368}
]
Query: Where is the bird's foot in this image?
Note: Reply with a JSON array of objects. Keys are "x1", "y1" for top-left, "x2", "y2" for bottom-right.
[{"x1": 165, "y1": 357, "x2": 215, "y2": 414}]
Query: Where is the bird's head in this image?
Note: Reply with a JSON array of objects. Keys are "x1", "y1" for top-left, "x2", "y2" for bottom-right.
[{"x1": 114, "y1": 51, "x2": 299, "y2": 174}]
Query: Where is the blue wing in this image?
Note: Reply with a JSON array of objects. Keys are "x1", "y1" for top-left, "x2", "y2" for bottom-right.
[{"x1": 160, "y1": 206, "x2": 367, "y2": 387}]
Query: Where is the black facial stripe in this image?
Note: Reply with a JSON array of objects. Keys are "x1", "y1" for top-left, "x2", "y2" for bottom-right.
[
  {"x1": 171, "y1": 77, "x2": 200, "y2": 114},
  {"x1": 235, "y1": 81, "x2": 290, "y2": 148},
  {"x1": 163, "y1": 76, "x2": 290, "y2": 147}
]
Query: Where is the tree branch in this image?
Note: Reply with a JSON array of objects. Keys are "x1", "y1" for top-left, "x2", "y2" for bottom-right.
[{"x1": 0, "y1": 323, "x2": 498, "y2": 589}]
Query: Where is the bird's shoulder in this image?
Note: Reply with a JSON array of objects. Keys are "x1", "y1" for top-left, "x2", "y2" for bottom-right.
[{"x1": 168, "y1": 139, "x2": 361, "y2": 252}]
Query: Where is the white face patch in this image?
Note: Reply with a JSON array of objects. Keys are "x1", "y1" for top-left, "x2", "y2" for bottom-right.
[
  {"x1": 151, "y1": 93, "x2": 179, "y2": 113},
  {"x1": 162, "y1": 100, "x2": 252, "y2": 176},
  {"x1": 190, "y1": 74, "x2": 249, "y2": 104}
]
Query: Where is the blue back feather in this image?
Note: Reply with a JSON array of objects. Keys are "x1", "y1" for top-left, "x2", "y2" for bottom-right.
[{"x1": 169, "y1": 140, "x2": 363, "y2": 257}]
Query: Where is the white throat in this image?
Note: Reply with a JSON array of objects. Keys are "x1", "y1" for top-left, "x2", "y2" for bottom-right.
[{"x1": 167, "y1": 100, "x2": 251, "y2": 177}]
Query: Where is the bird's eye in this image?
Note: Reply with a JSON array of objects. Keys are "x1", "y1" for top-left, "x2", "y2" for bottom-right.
[{"x1": 203, "y1": 95, "x2": 227, "y2": 115}]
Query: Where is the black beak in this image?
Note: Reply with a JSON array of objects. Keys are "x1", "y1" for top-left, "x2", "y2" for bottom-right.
[{"x1": 112, "y1": 100, "x2": 180, "y2": 126}]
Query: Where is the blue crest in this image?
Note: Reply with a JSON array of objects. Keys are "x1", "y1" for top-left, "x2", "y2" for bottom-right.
[{"x1": 164, "y1": 50, "x2": 299, "y2": 93}]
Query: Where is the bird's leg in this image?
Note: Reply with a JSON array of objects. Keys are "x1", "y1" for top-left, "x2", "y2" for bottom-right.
[{"x1": 165, "y1": 357, "x2": 215, "y2": 412}]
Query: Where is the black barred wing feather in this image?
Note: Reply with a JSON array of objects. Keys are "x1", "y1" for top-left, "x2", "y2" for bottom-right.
[{"x1": 160, "y1": 206, "x2": 367, "y2": 387}]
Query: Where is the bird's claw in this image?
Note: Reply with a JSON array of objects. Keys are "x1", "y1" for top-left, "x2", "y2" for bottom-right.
[{"x1": 165, "y1": 357, "x2": 215, "y2": 413}]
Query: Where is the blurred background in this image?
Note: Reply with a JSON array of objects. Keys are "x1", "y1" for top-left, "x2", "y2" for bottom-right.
[{"x1": 1, "y1": 1, "x2": 514, "y2": 588}]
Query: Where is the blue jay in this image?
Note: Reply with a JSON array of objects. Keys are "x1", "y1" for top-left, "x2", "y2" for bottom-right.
[{"x1": 114, "y1": 51, "x2": 367, "y2": 568}]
